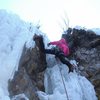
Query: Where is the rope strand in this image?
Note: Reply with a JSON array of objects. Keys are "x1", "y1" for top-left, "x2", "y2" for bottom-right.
[{"x1": 58, "y1": 64, "x2": 70, "y2": 100}]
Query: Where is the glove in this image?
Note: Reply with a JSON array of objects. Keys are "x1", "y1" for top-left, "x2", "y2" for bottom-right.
[{"x1": 47, "y1": 43, "x2": 50, "y2": 46}]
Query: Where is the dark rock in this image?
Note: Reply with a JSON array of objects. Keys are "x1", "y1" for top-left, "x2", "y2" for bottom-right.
[
  {"x1": 8, "y1": 68, "x2": 39, "y2": 100},
  {"x1": 62, "y1": 28, "x2": 100, "y2": 99},
  {"x1": 8, "y1": 35, "x2": 47, "y2": 100}
]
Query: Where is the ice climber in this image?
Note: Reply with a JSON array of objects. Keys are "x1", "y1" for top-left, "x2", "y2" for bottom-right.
[{"x1": 45, "y1": 38, "x2": 74, "y2": 72}]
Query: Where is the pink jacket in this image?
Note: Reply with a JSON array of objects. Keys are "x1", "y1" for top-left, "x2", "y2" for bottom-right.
[{"x1": 49, "y1": 38, "x2": 70, "y2": 56}]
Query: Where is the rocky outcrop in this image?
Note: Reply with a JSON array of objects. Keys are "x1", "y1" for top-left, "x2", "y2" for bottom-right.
[
  {"x1": 62, "y1": 28, "x2": 100, "y2": 99},
  {"x1": 8, "y1": 35, "x2": 47, "y2": 100},
  {"x1": 8, "y1": 28, "x2": 100, "y2": 99}
]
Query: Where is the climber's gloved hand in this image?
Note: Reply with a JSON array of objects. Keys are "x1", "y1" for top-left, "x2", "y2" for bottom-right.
[{"x1": 47, "y1": 43, "x2": 50, "y2": 47}]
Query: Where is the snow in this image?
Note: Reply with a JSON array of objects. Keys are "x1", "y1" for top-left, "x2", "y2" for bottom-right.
[
  {"x1": 91, "y1": 28, "x2": 100, "y2": 35},
  {"x1": 0, "y1": 9, "x2": 99, "y2": 100},
  {"x1": 11, "y1": 94, "x2": 29, "y2": 100},
  {"x1": 37, "y1": 64, "x2": 97, "y2": 100},
  {"x1": 0, "y1": 10, "x2": 48, "y2": 99}
]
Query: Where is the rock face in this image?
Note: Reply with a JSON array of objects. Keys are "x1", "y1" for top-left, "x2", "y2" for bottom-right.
[
  {"x1": 8, "y1": 28, "x2": 100, "y2": 100},
  {"x1": 8, "y1": 35, "x2": 47, "y2": 100},
  {"x1": 62, "y1": 28, "x2": 100, "y2": 99}
]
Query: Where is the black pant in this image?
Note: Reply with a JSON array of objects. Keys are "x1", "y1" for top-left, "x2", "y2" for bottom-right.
[{"x1": 45, "y1": 48, "x2": 73, "y2": 72}]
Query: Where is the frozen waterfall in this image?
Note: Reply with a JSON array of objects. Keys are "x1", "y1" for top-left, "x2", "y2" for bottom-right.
[{"x1": 37, "y1": 64, "x2": 97, "y2": 100}]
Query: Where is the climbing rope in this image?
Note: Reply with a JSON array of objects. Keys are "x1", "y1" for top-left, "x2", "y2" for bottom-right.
[
  {"x1": 57, "y1": 62, "x2": 70, "y2": 100},
  {"x1": 57, "y1": 60, "x2": 86, "y2": 100},
  {"x1": 59, "y1": 67, "x2": 70, "y2": 100}
]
